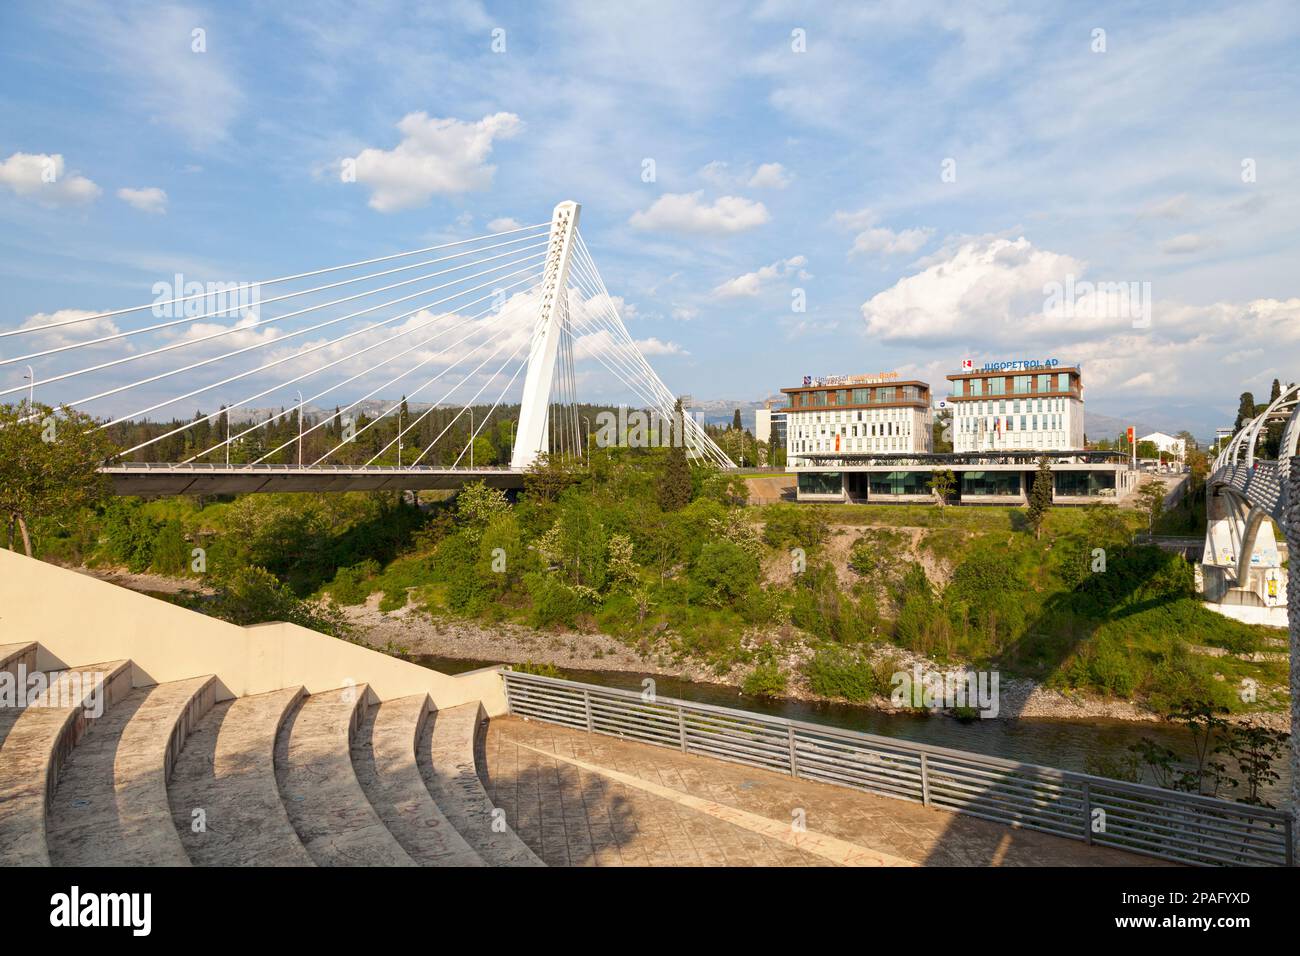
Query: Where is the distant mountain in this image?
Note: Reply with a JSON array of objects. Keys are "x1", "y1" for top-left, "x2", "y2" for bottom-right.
[{"x1": 685, "y1": 396, "x2": 784, "y2": 430}]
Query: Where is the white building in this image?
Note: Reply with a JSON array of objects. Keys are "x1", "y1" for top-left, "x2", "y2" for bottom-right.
[
  {"x1": 781, "y1": 375, "x2": 933, "y2": 467},
  {"x1": 1140, "y1": 431, "x2": 1187, "y2": 459},
  {"x1": 947, "y1": 364, "x2": 1085, "y2": 453}
]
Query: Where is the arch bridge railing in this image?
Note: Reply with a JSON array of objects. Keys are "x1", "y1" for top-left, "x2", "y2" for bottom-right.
[
  {"x1": 1209, "y1": 383, "x2": 1300, "y2": 523},
  {"x1": 502, "y1": 670, "x2": 1292, "y2": 867}
]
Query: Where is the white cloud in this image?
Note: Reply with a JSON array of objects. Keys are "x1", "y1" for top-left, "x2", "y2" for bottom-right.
[
  {"x1": 699, "y1": 160, "x2": 791, "y2": 190},
  {"x1": 487, "y1": 216, "x2": 524, "y2": 232},
  {"x1": 117, "y1": 186, "x2": 168, "y2": 214},
  {"x1": 575, "y1": 328, "x2": 685, "y2": 359},
  {"x1": 849, "y1": 226, "x2": 934, "y2": 257},
  {"x1": 1138, "y1": 194, "x2": 1191, "y2": 219},
  {"x1": 0, "y1": 153, "x2": 100, "y2": 206},
  {"x1": 860, "y1": 236, "x2": 1089, "y2": 344},
  {"x1": 629, "y1": 191, "x2": 769, "y2": 234},
  {"x1": 343, "y1": 111, "x2": 523, "y2": 212},
  {"x1": 834, "y1": 206, "x2": 932, "y2": 257},
  {"x1": 712, "y1": 255, "x2": 808, "y2": 298},
  {"x1": 748, "y1": 162, "x2": 791, "y2": 188},
  {"x1": 1161, "y1": 233, "x2": 1217, "y2": 256},
  {"x1": 19, "y1": 309, "x2": 121, "y2": 350}
]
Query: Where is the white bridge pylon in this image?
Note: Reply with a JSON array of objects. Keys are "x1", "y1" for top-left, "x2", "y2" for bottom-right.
[
  {"x1": 511, "y1": 201, "x2": 580, "y2": 470},
  {"x1": 512, "y1": 200, "x2": 731, "y2": 470}
]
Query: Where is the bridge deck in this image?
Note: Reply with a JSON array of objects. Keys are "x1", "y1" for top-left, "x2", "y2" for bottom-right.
[
  {"x1": 483, "y1": 716, "x2": 1163, "y2": 867},
  {"x1": 101, "y1": 465, "x2": 526, "y2": 495}
]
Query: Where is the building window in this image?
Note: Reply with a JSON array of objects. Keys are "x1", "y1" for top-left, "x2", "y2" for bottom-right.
[
  {"x1": 1054, "y1": 470, "x2": 1116, "y2": 496},
  {"x1": 962, "y1": 471, "x2": 1022, "y2": 496},
  {"x1": 798, "y1": 471, "x2": 842, "y2": 495}
]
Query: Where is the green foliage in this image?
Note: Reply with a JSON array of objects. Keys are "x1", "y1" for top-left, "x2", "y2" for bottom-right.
[
  {"x1": 0, "y1": 402, "x2": 116, "y2": 555},
  {"x1": 513, "y1": 660, "x2": 562, "y2": 678},
  {"x1": 691, "y1": 540, "x2": 759, "y2": 608},
  {"x1": 742, "y1": 656, "x2": 788, "y2": 697},
  {"x1": 803, "y1": 645, "x2": 880, "y2": 702},
  {"x1": 328, "y1": 559, "x2": 381, "y2": 605},
  {"x1": 204, "y1": 565, "x2": 350, "y2": 638},
  {"x1": 1026, "y1": 456, "x2": 1053, "y2": 538},
  {"x1": 454, "y1": 481, "x2": 511, "y2": 543},
  {"x1": 761, "y1": 505, "x2": 828, "y2": 550}
]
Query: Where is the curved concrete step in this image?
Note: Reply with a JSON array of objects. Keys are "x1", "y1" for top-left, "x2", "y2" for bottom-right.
[
  {"x1": 417, "y1": 702, "x2": 543, "y2": 867},
  {"x1": 351, "y1": 695, "x2": 483, "y2": 867},
  {"x1": 46, "y1": 675, "x2": 217, "y2": 866},
  {"x1": 275, "y1": 685, "x2": 415, "y2": 867},
  {"x1": 0, "y1": 660, "x2": 133, "y2": 866},
  {"x1": 0, "y1": 642, "x2": 37, "y2": 680},
  {"x1": 0, "y1": 644, "x2": 40, "y2": 752},
  {"x1": 170, "y1": 687, "x2": 314, "y2": 866}
]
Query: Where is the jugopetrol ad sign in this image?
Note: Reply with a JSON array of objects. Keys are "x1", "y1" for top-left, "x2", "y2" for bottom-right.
[{"x1": 961, "y1": 358, "x2": 1066, "y2": 373}]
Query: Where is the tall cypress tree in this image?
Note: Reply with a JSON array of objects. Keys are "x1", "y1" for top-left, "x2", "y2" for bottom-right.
[
  {"x1": 658, "y1": 399, "x2": 693, "y2": 511},
  {"x1": 1026, "y1": 456, "x2": 1053, "y2": 539}
]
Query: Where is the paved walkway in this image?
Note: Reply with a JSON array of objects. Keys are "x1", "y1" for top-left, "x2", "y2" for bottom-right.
[{"x1": 482, "y1": 716, "x2": 1166, "y2": 867}]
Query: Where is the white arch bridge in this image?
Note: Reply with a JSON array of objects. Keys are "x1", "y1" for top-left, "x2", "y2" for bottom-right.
[
  {"x1": 2, "y1": 201, "x2": 734, "y2": 496},
  {"x1": 1202, "y1": 383, "x2": 1300, "y2": 623}
]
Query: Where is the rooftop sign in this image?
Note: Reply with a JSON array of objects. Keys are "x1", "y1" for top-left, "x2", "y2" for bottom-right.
[
  {"x1": 960, "y1": 358, "x2": 1064, "y2": 373},
  {"x1": 801, "y1": 371, "x2": 900, "y2": 387}
]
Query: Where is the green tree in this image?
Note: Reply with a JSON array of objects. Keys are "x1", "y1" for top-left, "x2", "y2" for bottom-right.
[
  {"x1": 658, "y1": 399, "x2": 693, "y2": 511},
  {"x1": 1136, "y1": 480, "x2": 1166, "y2": 532},
  {"x1": 732, "y1": 408, "x2": 742, "y2": 431},
  {"x1": 1026, "y1": 456, "x2": 1053, "y2": 538},
  {"x1": 0, "y1": 403, "x2": 117, "y2": 556},
  {"x1": 1233, "y1": 391, "x2": 1256, "y2": 431},
  {"x1": 927, "y1": 468, "x2": 955, "y2": 510}
]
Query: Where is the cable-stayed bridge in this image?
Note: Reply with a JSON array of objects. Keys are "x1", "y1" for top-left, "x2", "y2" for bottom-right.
[{"x1": 2, "y1": 201, "x2": 733, "y2": 494}]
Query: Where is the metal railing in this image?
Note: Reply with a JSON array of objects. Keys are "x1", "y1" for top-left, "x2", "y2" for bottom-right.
[{"x1": 502, "y1": 670, "x2": 1293, "y2": 867}]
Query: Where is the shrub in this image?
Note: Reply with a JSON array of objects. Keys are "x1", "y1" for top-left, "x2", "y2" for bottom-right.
[
  {"x1": 691, "y1": 540, "x2": 760, "y2": 608},
  {"x1": 742, "y1": 659, "x2": 788, "y2": 697},
  {"x1": 804, "y1": 645, "x2": 879, "y2": 702}
]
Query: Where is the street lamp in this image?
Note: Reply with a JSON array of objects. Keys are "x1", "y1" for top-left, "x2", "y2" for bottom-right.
[
  {"x1": 397, "y1": 404, "x2": 403, "y2": 468},
  {"x1": 582, "y1": 415, "x2": 591, "y2": 465},
  {"x1": 23, "y1": 365, "x2": 34, "y2": 413},
  {"x1": 296, "y1": 390, "x2": 304, "y2": 468}
]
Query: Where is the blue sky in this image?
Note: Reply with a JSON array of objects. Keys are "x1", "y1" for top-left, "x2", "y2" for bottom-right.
[{"x1": 2, "y1": 0, "x2": 1298, "y2": 435}]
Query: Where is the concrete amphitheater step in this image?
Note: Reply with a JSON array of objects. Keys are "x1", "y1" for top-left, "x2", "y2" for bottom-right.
[
  {"x1": 46, "y1": 674, "x2": 217, "y2": 866},
  {"x1": 275, "y1": 685, "x2": 415, "y2": 866},
  {"x1": 170, "y1": 686, "x2": 314, "y2": 866},
  {"x1": 0, "y1": 660, "x2": 133, "y2": 866},
  {"x1": 0, "y1": 642, "x2": 37, "y2": 682},
  {"x1": 0, "y1": 644, "x2": 41, "y2": 752},
  {"x1": 351, "y1": 694, "x2": 484, "y2": 867},
  {"x1": 418, "y1": 702, "x2": 544, "y2": 867}
]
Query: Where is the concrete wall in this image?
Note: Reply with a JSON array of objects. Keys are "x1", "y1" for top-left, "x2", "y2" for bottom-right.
[{"x1": 0, "y1": 550, "x2": 508, "y2": 715}]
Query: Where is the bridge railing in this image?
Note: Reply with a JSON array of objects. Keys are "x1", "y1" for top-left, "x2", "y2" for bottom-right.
[
  {"x1": 502, "y1": 670, "x2": 1293, "y2": 867},
  {"x1": 103, "y1": 461, "x2": 516, "y2": 472}
]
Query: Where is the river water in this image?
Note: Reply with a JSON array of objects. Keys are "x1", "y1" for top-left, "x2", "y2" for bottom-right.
[{"x1": 417, "y1": 654, "x2": 1291, "y2": 809}]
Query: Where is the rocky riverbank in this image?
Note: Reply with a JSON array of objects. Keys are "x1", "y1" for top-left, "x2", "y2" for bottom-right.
[
  {"x1": 341, "y1": 594, "x2": 1291, "y2": 731},
  {"x1": 78, "y1": 567, "x2": 1289, "y2": 731}
]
